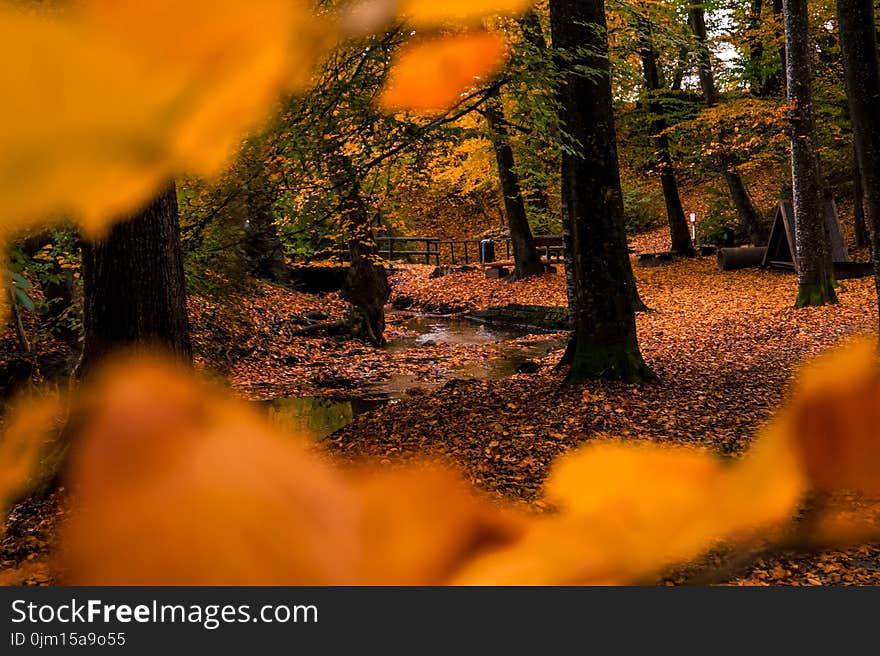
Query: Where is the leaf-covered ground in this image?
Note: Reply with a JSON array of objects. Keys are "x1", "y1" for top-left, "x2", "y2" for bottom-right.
[
  {"x1": 331, "y1": 250, "x2": 880, "y2": 585},
  {"x1": 3, "y1": 231, "x2": 880, "y2": 584}
]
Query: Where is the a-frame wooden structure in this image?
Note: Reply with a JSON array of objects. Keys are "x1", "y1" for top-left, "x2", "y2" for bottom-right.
[{"x1": 762, "y1": 199, "x2": 849, "y2": 272}]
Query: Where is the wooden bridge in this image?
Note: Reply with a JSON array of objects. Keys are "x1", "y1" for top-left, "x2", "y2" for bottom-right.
[{"x1": 375, "y1": 235, "x2": 564, "y2": 266}]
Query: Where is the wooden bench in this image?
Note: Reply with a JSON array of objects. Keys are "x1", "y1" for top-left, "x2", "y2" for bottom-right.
[{"x1": 533, "y1": 235, "x2": 564, "y2": 262}]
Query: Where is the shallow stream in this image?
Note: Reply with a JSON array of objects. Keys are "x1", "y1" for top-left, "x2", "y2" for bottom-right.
[{"x1": 264, "y1": 314, "x2": 564, "y2": 440}]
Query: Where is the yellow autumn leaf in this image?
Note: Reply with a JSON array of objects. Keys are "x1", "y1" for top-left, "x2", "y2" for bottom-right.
[
  {"x1": 0, "y1": 0, "x2": 331, "y2": 238},
  {"x1": 60, "y1": 355, "x2": 524, "y2": 586},
  {"x1": 0, "y1": 395, "x2": 63, "y2": 537},
  {"x1": 770, "y1": 339, "x2": 880, "y2": 495},
  {"x1": 60, "y1": 356, "x2": 360, "y2": 585},
  {"x1": 452, "y1": 439, "x2": 805, "y2": 585},
  {"x1": 398, "y1": 0, "x2": 533, "y2": 26},
  {"x1": 380, "y1": 31, "x2": 506, "y2": 113},
  {"x1": 58, "y1": 355, "x2": 811, "y2": 586},
  {"x1": 352, "y1": 466, "x2": 526, "y2": 585}
]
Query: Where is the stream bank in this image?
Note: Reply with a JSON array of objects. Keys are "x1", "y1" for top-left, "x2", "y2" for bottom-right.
[{"x1": 263, "y1": 312, "x2": 566, "y2": 440}]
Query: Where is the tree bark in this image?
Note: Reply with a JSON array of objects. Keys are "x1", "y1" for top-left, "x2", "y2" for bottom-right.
[
  {"x1": 77, "y1": 183, "x2": 192, "y2": 379},
  {"x1": 549, "y1": 0, "x2": 652, "y2": 383},
  {"x1": 748, "y1": 0, "x2": 768, "y2": 95},
  {"x1": 516, "y1": 10, "x2": 559, "y2": 230},
  {"x1": 769, "y1": 0, "x2": 788, "y2": 94},
  {"x1": 639, "y1": 20, "x2": 694, "y2": 256},
  {"x1": 749, "y1": 0, "x2": 787, "y2": 96},
  {"x1": 838, "y1": 0, "x2": 880, "y2": 327},
  {"x1": 784, "y1": 0, "x2": 837, "y2": 307},
  {"x1": 243, "y1": 171, "x2": 289, "y2": 284},
  {"x1": 333, "y1": 156, "x2": 390, "y2": 346},
  {"x1": 483, "y1": 91, "x2": 545, "y2": 280},
  {"x1": 689, "y1": 3, "x2": 768, "y2": 245},
  {"x1": 853, "y1": 146, "x2": 870, "y2": 248}
]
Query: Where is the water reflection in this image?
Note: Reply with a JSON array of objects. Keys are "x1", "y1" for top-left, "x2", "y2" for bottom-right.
[
  {"x1": 386, "y1": 314, "x2": 531, "y2": 350},
  {"x1": 266, "y1": 314, "x2": 565, "y2": 440},
  {"x1": 265, "y1": 395, "x2": 390, "y2": 441}
]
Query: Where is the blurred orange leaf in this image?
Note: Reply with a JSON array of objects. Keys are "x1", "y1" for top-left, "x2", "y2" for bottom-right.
[
  {"x1": 452, "y1": 439, "x2": 804, "y2": 584},
  {"x1": 380, "y1": 31, "x2": 506, "y2": 113},
  {"x1": 0, "y1": 395, "x2": 62, "y2": 536},
  {"x1": 60, "y1": 356, "x2": 524, "y2": 585},
  {"x1": 397, "y1": 0, "x2": 533, "y2": 26},
  {"x1": 776, "y1": 339, "x2": 880, "y2": 495},
  {"x1": 60, "y1": 357, "x2": 807, "y2": 586},
  {"x1": 0, "y1": 0, "x2": 330, "y2": 238}
]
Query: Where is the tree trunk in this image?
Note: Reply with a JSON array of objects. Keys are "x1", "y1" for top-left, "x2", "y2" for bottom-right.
[
  {"x1": 784, "y1": 0, "x2": 837, "y2": 307},
  {"x1": 748, "y1": 0, "x2": 768, "y2": 95},
  {"x1": 689, "y1": 2, "x2": 768, "y2": 245},
  {"x1": 722, "y1": 170, "x2": 767, "y2": 245},
  {"x1": 333, "y1": 157, "x2": 390, "y2": 346},
  {"x1": 639, "y1": 20, "x2": 694, "y2": 256},
  {"x1": 549, "y1": 0, "x2": 652, "y2": 383},
  {"x1": 749, "y1": 0, "x2": 787, "y2": 96},
  {"x1": 769, "y1": 0, "x2": 788, "y2": 95},
  {"x1": 483, "y1": 92, "x2": 545, "y2": 280},
  {"x1": 516, "y1": 10, "x2": 559, "y2": 230},
  {"x1": 77, "y1": 183, "x2": 192, "y2": 379},
  {"x1": 243, "y1": 173, "x2": 289, "y2": 284},
  {"x1": 838, "y1": 0, "x2": 880, "y2": 327},
  {"x1": 853, "y1": 147, "x2": 870, "y2": 249}
]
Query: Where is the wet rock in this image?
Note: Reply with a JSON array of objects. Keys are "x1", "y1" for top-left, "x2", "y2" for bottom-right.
[
  {"x1": 392, "y1": 296, "x2": 414, "y2": 310},
  {"x1": 468, "y1": 304, "x2": 571, "y2": 331},
  {"x1": 515, "y1": 360, "x2": 541, "y2": 374},
  {"x1": 314, "y1": 374, "x2": 355, "y2": 389}
]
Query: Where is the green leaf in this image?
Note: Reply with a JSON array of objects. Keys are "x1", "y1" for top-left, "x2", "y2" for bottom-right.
[
  {"x1": 9, "y1": 272, "x2": 32, "y2": 289},
  {"x1": 13, "y1": 288, "x2": 35, "y2": 312}
]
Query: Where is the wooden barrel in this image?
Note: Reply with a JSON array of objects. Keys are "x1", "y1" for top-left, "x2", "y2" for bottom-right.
[{"x1": 717, "y1": 246, "x2": 768, "y2": 271}]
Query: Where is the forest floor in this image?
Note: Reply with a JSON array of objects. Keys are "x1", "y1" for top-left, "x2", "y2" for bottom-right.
[{"x1": 3, "y1": 229, "x2": 880, "y2": 585}]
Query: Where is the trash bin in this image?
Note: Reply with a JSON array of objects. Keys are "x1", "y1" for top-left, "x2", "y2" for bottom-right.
[
  {"x1": 479, "y1": 238, "x2": 495, "y2": 264},
  {"x1": 721, "y1": 226, "x2": 736, "y2": 248}
]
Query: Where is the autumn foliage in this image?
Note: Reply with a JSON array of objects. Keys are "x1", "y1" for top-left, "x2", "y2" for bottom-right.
[
  {"x1": 0, "y1": 339, "x2": 860, "y2": 584},
  {"x1": 2, "y1": 0, "x2": 880, "y2": 587}
]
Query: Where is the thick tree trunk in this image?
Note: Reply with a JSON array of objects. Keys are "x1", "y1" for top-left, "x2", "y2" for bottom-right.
[
  {"x1": 784, "y1": 0, "x2": 837, "y2": 307},
  {"x1": 639, "y1": 21, "x2": 694, "y2": 256},
  {"x1": 483, "y1": 92, "x2": 545, "y2": 280},
  {"x1": 77, "y1": 183, "x2": 192, "y2": 379},
  {"x1": 549, "y1": 0, "x2": 652, "y2": 383},
  {"x1": 838, "y1": 0, "x2": 880, "y2": 327},
  {"x1": 689, "y1": 3, "x2": 767, "y2": 245}
]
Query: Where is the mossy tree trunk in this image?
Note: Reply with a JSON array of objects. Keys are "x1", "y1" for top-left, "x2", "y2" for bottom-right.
[
  {"x1": 549, "y1": 0, "x2": 652, "y2": 384},
  {"x1": 783, "y1": 0, "x2": 837, "y2": 307}
]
